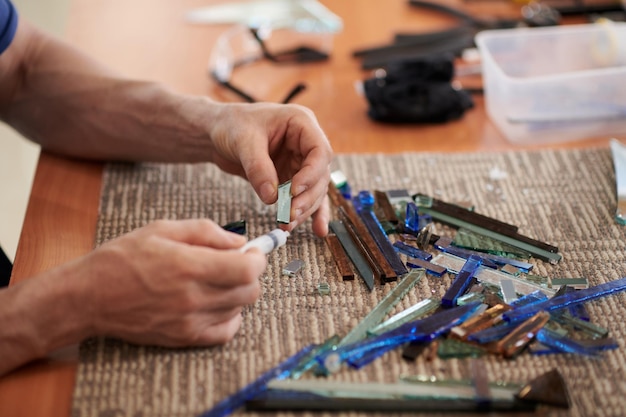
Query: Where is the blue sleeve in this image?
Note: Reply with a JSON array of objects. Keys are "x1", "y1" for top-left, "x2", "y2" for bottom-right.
[{"x1": 0, "y1": 0, "x2": 17, "y2": 55}]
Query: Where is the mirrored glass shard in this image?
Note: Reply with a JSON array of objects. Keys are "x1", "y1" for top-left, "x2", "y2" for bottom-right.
[
  {"x1": 436, "y1": 238, "x2": 533, "y2": 272},
  {"x1": 452, "y1": 228, "x2": 532, "y2": 260},
  {"x1": 276, "y1": 180, "x2": 292, "y2": 224},
  {"x1": 415, "y1": 223, "x2": 434, "y2": 249},
  {"x1": 367, "y1": 297, "x2": 440, "y2": 336},
  {"x1": 496, "y1": 311, "x2": 550, "y2": 358},
  {"x1": 610, "y1": 138, "x2": 626, "y2": 225},
  {"x1": 400, "y1": 375, "x2": 523, "y2": 392},
  {"x1": 406, "y1": 259, "x2": 446, "y2": 277},
  {"x1": 499, "y1": 279, "x2": 518, "y2": 305},
  {"x1": 199, "y1": 344, "x2": 315, "y2": 417},
  {"x1": 524, "y1": 273, "x2": 551, "y2": 287},
  {"x1": 442, "y1": 255, "x2": 482, "y2": 308},
  {"x1": 282, "y1": 259, "x2": 304, "y2": 277},
  {"x1": 431, "y1": 253, "x2": 557, "y2": 297},
  {"x1": 437, "y1": 338, "x2": 485, "y2": 359},
  {"x1": 393, "y1": 241, "x2": 433, "y2": 261},
  {"x1": 338, "y1": 268, "x2": 425, "y2": 347},
  {"x1": 413, "y1": 194, "x2": 433, "y2": 208},
  {"x1": 515, "y1": 368, "x2": 571, "y2": 409},
  {"x1": 502, "y1": 277, "x2": 626, "y2": 323}
]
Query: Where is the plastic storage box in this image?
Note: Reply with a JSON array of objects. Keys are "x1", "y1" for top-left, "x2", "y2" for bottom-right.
[{"x1": 475, "y1": 22, "x2": 626, "y2": 144}]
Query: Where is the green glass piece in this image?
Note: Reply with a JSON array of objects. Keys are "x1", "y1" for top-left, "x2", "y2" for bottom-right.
[
  {"x1": 437, "y1": 338, "x2": 485, "y2": 359},
  {"x1": 551, "y1": 312, "x2": 609, "y2": 339},
  {"x1": 317, "y1": 282, "x2": 330, "y2": 296},
  {"x1": 367, "y1": 297, "x2": 440, "y2": 336},
  {"x1": 290, "y1": 334, "x2": 340, "y2": 380},
  {"x1": 549, "y1": 277, "x2": 589, "y2": 289},
  {"x1": 414, "y1": 194, "x2": 433, "y2": 208},
  {"x1": 338, "y1": 268, "x2": 425, "y2": 347},
  {"x1": 400, "y1": 375, "x2": 523, "y2": 392},
  {"x1": 452, "y1": 228, "x2": 532, "y2": 260}
]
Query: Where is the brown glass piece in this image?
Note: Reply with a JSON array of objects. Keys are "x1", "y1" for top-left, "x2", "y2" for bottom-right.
[
  {"x1": 325, "y1": 234, "x2": 355, "y2": 281},
  {"x1": 450, "y1": 304, "x2": 511, "y2": 340},
  {"x1": 374, "y1": 190, "x2": 399, "y2": 224},
  {"x1": 516, "y1": 369, "x2": 571, "y2": 409},
  {"x1": 328, "y1": 184, "x2": 397, "y2": 283},
  {"x1": 496, "y1": 311, "x2": 550, "y2": 358}
]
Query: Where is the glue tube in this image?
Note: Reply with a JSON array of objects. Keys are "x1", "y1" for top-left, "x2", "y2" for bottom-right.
[{"x1": 239, "y1": 229, "x2": 289, "y2": 255}]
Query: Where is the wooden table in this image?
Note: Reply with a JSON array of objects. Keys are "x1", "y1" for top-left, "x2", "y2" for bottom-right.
[{"x1": 0, "y1": 1, "x2": 618, "y2": 416}]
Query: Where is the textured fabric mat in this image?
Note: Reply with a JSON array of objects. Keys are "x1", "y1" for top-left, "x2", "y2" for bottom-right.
[{"x1": 72, "y1": 147, "x2": 626, "y2": 417}]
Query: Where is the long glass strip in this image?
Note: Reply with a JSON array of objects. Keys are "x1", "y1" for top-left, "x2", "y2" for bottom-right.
[
  {"x1": 610, "y1": 138, "x2": 626, "y2": 225},
  {"x1": 329, "y1": 220, "x2": 375, "y2": 290},
  {"x1": 418, "y1": 206, "x2": 561, "y2": 263},
  {"x1": 535, "y1": 328, "x2": 600, "y2": 356},
  {"x1": 452, "y1": 228, "x2": 532, "y2": 259},
  {"x1": 368, "y1": 297, "x2": 440, "y2": 336},
  {"x1": 290, "y1": 335, "x2": 341, "y2": 379},
  {"x1": 406, "y1": 260, "x2": 447, "y2": 277},
  {"x1": 431, "y1": 253, "x2": 556, "y2": 297},
  {"x1": 550, "y1": 312, "x2": 608, "y2": 339},
  {"x1": 393, "y1": 240, "x2": 433, "y2": 261},
  {"x1": 338, "y1": 268, "x2": 425, "y2": 347},
  {"x1": 435, "y1": 239, "x2": 534, "y2": 272},
  {"x1": 359, "y1": 209, "x2": 408, "y2": 276},
  {"x1": 442, "y1": 255, "x2": 482, "y2": 308},
  {"x1": 502, "y1": 277, "x2": 626, "y2": 323},
  {"x1": 450, "y1": 304, "x2": 510, "y2": 340},
  {"x1": 323, "y1": 303, "x2": 481, "y2": 372},
  {"x1": 324, "y1": 234, "x2": 355, "y2": 280},
  {"x1": 199, "y1": 344, "x2": 315, "y2": 417},
  {"x1": 267, "y1": 379, "x2": 518, "y2": 401}
]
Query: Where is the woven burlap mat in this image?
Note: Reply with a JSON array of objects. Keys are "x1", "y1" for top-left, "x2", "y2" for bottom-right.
[{"x1": 71, "y1": 147, "x2": 626, "y2": 417}]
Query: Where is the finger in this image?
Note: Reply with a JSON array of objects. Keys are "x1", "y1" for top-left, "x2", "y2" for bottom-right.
[
  {"x1": 311, "y1": 195, "x2": 330, "y2": 237},
  {"x1": 175, "y1": 245, "x2": 267, "y2": 288},
  {"x1": 289, "y1": 173, "x2": 329, "y2": 224},
  {"x1": 289, "y1": 147, "x2": 332, "y2": 200},
  {"x1": 237, "y1": 134, "x2": 280, "y2": 204},
  {"x1": 195, "y1": 313, "x2": 244, "y2": 345},
  {"x1": 144, "y1": 219, "x2": 247, "y2": 249}
]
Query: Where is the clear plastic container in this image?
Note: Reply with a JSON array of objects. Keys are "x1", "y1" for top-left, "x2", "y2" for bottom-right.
[{"x1": 475, "y1": 22, "x2": 626, "y2": 144}]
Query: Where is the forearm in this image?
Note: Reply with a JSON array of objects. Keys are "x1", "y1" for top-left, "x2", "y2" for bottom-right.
[
  {"x1": 0, "y1": 265, "x2": 91, "y2": 377},
  {"x1": 0, "y1": 19, "x2": 220, "y2": 162}
]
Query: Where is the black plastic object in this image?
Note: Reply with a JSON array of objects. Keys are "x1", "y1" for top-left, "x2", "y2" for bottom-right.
[{"x1": 363, "y1": 55, "x2": 473, "y2": 123}]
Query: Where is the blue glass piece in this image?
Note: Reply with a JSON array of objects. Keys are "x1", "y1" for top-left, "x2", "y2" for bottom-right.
[
  {"x1": 405, "y1": 202, "x2": 421, "y2": 233},
  {"x1": 560, "y1": 287, "x2": 591, "y2": 321},
  {"x1": 351, "y1": 195, "x2": 363, "y2": 213},
  {"x1": 467, "y1": 323, "x2": 515, "y2": 344},
  {"x1": 359, "y1": 210, "x2": 408, "y2": 277},
  {"x1": 393, "y1": 241, "x2": 432, "y2": 261},
  {"x1": 441, "y1": 255, "x2": 482, "y2": 308},
  {"x1": 199, "y1": 344, "x2": 315, "y2": 417},
  {"x1": 435, "y1": 240, "x2": 533, "y2": 272},
  {"x1": 318, "y1": 303, "x2": 481, "y2": 372},
  {"x1": 358, "y1": 190, "x2": 375, "y2": 210},
  {"x1": 502, "y1": 277, "x2": 626, "y2": 323},
  {"x1": 535, "y1": 329, "x2": 600, "y2": 357},
  {"x1": 508, "y1": 290, "x2": 549, "y2": 309},
  {"x1": 339, "y1": 182, "x2": 351, "y2": 199}
]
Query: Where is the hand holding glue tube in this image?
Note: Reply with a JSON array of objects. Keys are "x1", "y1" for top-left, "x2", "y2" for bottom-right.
[{"x1": 239, "y1": 229, "x2": 290, "y2": 254}]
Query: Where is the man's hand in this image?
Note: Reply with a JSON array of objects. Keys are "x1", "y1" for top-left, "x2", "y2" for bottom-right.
[
  {"x1": 206, "y1": 102, "x2": 333, "y2": 237},
  {"x1": 0, "y1": 219, "x2": 266, "y2": 376}
]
